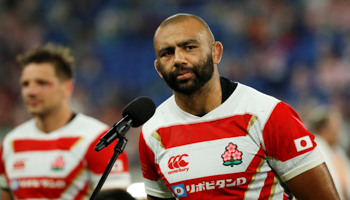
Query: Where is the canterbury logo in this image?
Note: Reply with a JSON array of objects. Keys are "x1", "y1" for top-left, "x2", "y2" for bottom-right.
[{"x1": 168, "y1": 154, "x2": 189, "y2": 169}]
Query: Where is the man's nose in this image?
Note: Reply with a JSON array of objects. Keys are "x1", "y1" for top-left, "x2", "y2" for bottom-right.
[
  {"x1": 173, "y1": 49, "x2": 187, "y2": 66},
  {"x1": 23, "y1": 83, "x2": 39, "y2": 96}
]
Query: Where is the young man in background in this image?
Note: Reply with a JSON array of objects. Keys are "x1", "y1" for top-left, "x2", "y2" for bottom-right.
[{"x1": 0, "y1": 43, "x2": 131, "y2": 199}]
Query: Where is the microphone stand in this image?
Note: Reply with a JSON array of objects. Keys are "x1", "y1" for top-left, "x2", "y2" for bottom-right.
[{"x1": 90, "y1": 137, "x2": 128, "y2": 200}]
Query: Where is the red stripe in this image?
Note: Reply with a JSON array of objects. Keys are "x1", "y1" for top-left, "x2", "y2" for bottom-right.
[
  {"x1": 258, "y1": 171, "x2": 276, "y2": 199},
  {"x1": 158, "y1": 114, "x2": 252, "y2": 149},
  {"x1": 139, "y1": 131, "x2": 160, "y2": 181},
  {"x1": 13, "y1": 137, "x2": 81, "y2": 152}
]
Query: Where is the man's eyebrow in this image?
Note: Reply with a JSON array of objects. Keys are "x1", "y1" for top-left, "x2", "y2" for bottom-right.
[
  {"x1": 157, "y1": 39, "x2": 200, "y2": 56},
  {"x1": 177, "y1": 39, "x2": 200, "y2": 47}
]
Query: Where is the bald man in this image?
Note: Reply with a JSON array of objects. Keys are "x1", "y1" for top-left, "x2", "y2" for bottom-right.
[{"x1": 138, "y1": 13, "x2": 340, "y2": 200}]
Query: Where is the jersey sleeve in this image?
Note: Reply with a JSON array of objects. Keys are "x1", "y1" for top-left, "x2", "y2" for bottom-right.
[
  {"x1": 139, "y1": 131, "x2": 174, "y2": 198},
  {"x1": 85, "y1": 130, "x2": 131, "y2": 189},
  {"x1": 262, "y1": 102, "x2": 324, "y2": 182},
  {"x1": 0, "y1": 140, "x2": 8, "y2": 189}
]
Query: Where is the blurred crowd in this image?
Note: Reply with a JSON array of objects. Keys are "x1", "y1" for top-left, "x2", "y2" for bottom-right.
[{"x1": 0, "y1": 0, "x2": 350, "y2": 182}]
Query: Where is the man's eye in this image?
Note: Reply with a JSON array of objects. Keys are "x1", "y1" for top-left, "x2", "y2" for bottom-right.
[
  {"x1": 37, "y1": 80, "x2": 47, "y2": 85},
  {"x1": 21, "y1": 82, "x2": 29, "y2": 87},
  {"x1": 186, "y1": 46, "x2": 195, "y2": 50},
  {"x1": 162, "y1": 51, "x2": 173, "y2": 57}
]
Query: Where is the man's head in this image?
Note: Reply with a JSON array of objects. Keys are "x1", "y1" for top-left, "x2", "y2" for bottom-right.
[
  {"x1": 18, "y1": 43, "x2": 75, "y2": 117},
  {"x1": 153, "y1": 13, "x2": 223, "y2": 95},
  {"x1": 307, "y1": 105, "x2": 343, "y2": 146}
]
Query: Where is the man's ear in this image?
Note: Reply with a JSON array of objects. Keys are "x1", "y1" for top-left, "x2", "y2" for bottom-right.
[
  {"x1": 63, "y1": 79, "x2": 74, "y2": 98},
  {"x1": 212, "y1": 41, "x2": 223, "y2": 64},
  {"x1": 154, "y1": 59, "x2": 163, "y2": 78}
]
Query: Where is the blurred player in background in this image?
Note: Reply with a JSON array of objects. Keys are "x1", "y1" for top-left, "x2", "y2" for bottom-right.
[
  {"x1": 0, "y1": 43, "x2": 131, "y2": 200},
  {"x1": 139, "y1": 13, "x2": 340, "y2": 200},
  {"x1": 307, "y1": 105, "x2": 350, "y2": 200}
]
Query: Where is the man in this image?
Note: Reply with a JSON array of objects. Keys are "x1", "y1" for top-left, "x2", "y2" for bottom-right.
[
  {"x1": 0, "y1": 43, "x2": 131, "y2": 199},
  {"x1": 139, "y1": 13, "x2": 340, "y2": 199},
  {"x1": 307, "y1": 105, "x2": 350, "y2": 200}
]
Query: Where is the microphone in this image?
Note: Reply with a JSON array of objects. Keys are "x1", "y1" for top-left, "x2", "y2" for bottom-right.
[{"x1": 94, "y1": 96, "x2": 156, "y2": 151}]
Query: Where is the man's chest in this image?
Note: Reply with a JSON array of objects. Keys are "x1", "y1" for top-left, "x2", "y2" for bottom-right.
[
  {"x1": 154, "y1": 131, "x2": 272, "y2": 198},
  {"x1": 4, "y1": 137, "x2": 88, "y2": 183},
  {"x1": 156, "y1": 135, "x2": 265, "y2": 181}
]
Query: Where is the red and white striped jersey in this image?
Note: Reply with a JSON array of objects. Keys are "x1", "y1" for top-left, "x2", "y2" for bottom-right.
[
  {"x1": 0, "y1": 113, "x2": 131, "y2": 200},
  {"x1": 139, "y1": 83, "x2": 324, "y2": 199}
]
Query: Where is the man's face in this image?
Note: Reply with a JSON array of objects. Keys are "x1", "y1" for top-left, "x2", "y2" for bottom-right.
[
  {"x1": 20, "y1": 63, "x2": 67, "y2": 116},
  {"x1": 157, "y1": 53, "x2": 214, "y2": 95},
  {"x1": 154, "y1": 19, "x2": 214, "y2": 95}
]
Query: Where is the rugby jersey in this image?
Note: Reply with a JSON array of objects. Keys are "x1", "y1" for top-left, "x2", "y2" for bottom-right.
[
  {"x1": 0, "y1": 113, "x2": 131, "y2": 200},
  {"x1": 139, "y1": 81, "x2": 323, "y2": 199}
]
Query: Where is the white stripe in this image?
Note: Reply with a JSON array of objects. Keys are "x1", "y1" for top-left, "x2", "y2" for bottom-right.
[{"x1": 280, "y1": 156, "x2": 324, "y2": 182}]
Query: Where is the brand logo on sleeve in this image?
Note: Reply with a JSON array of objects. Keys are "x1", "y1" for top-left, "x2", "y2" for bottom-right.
[
  {"x1": 221, "y1": 143, "x2": 243, "y2": 167},
  {"x1": 294, "y1": 136, "x2": 313, "y2": 152},
  {"x1": 168, "y1": 154, "x2": 189, "y2": 175}
]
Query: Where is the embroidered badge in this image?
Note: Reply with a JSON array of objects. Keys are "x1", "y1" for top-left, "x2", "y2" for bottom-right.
[
  {"x1": 221, "y1": 143, "x2": 243, "y2": 167},
  {"x1": 51, "y1": 156, "x2": 65, "y2": 171}
]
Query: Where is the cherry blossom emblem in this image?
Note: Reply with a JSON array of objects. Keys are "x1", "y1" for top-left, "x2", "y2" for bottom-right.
[{"x1": 221, "y1": 143, "x2": 243, "y2": 167}]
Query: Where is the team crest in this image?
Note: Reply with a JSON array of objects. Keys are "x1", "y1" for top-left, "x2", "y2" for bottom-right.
[
  {"x1": 221, "y1": 143, "x2": 243, "y2": 167},
  {"x1": 51, "y1": 156, "x2": 65, "y2": 171}
]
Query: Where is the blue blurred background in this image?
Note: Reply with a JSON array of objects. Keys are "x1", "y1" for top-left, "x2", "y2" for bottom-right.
[{"x1": 0, "y1": 0, "x2": 350, "y2": 184}]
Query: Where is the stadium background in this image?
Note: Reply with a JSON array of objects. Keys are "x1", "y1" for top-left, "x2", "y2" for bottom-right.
[{"x1": 0, "y1": 0, "x2": 349, "y2": 184}]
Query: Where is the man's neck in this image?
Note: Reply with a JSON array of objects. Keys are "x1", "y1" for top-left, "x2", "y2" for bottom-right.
[
  {"x1": 35, "y1": 105, "x2": 73, "y2": 133},
  {"x1": 174, "y1": 74, "x2": 222, "y2": 116}
]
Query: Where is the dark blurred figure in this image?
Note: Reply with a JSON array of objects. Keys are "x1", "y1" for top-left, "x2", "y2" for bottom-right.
[
  {"x1": 307, "y1": 105, "x2": 350, "y2": 200},
  {"x1": 95, "y1": 189, "x2": 136, "y2": 200}
]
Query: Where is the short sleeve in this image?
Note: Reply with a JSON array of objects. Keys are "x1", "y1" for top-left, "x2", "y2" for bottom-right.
[
  {"x1": 139, "y1": 131, "x2": 174, "y2": 198},
  {"x1": 85, "y1": 130, "x2": 131, "y2": 189},
  {"x1": 263, "y1": 102, "x2": 324, "y2": 181}
]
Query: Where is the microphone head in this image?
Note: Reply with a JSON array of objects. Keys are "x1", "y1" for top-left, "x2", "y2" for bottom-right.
[{"x1": 122, "y1": 96, "x2": 156, "y2": 127}]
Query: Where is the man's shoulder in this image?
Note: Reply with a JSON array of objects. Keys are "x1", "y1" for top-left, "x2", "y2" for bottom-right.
[
  {"x1": 226, "y1": 82, "x2": 281, "y2": 112},
  {"x1": 5, "y1": 119, "x2": 36, "y2": 137},
  {"x1": 66, "y1": 113, "x2": 109, "y2": 136},
  {"x1": 235, "y1": 83, "x2": 280, "y2": 103},
  {"x1": 142, "y1": 96, "x2": 176, "y2": 135},
  {"x1": 1, "y1": 119, "x2": 36, "y2": 149},
  {"x1": 73, "y1": 113, "x2": 108, "y2": 128}
]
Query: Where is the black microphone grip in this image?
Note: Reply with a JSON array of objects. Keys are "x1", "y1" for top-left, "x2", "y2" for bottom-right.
[{"x1": 94, "y1": 116, "x2": 132, "y2": 151}]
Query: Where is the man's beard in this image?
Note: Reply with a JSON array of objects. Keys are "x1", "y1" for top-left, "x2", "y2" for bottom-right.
[{"x1": 159, "y1": 54, "x2": 214, "y2": 95}]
